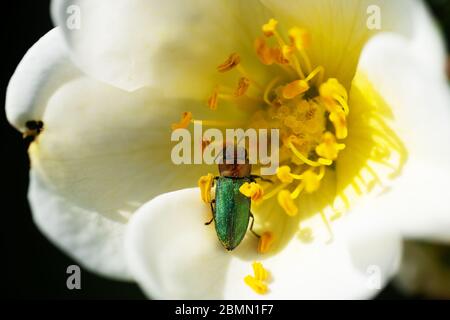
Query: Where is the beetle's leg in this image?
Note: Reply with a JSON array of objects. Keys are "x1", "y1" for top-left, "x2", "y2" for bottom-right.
[
  {"x1": 249, "y1": 213, "x2": 261, "y2": 238},
  {"x1": 250, "y1": 175, "x2": 273, "y2": 184},
  {"x1": 205, "y1": 199, "x2": 216, "y2": 225}
]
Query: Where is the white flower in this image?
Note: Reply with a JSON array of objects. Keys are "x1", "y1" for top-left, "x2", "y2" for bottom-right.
[{"x1": 6, "y1": 0, "x2": 450, "y2": 298}]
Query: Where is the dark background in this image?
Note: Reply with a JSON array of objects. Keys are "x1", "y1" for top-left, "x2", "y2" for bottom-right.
[{"x1": 2, "y1": 0, "x2": 449, "y2": 299}]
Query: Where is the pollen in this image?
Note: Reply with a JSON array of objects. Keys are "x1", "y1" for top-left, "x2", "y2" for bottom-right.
[
  {"x1": 171, "y1": 111, "x2": 192, "y2": 130},
  {"x1": 198, "y1": 173, "x2": 214, "y2": 203},
  {"x1": 217, "y1": 53, "x2": 241, "y2": 73},
  {"x1": 239, "y1": 182, "x2": 264, "y2": 202},
  {"x1": 258, "y1": 232, "x2": 274, "y2": 254}
]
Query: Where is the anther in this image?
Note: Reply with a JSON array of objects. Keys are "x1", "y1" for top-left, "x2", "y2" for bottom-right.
[
  {"x1": 262, "y1": 18, "x2": 278, "y2": 37},
  {"x1": 198, "y1": 173, "x2": 214, "y2": 203},
  {"x1": 277, "y1": 190, "x2": 298, "y2": 216},
  {"x1": 288, "y1": 27, "x2": 311, "y2": 50},
  {"x1": 239, "y1": 182, "x2": 264, "y2": 202},
  {"x1": 171, "y1": 112, "x2": 193, "y2": 130},
  {"x1": 207, "y1": 87, "x2": 219, "y2": 110},
  {"x1": 235, "y1": 77, "x2": 251, "y2": 97},
  {"x1": 244, "y1": 275, "x2": 268, "y2": 294},
  {"x1": 315, "y1": 132, "x2": 346, "y2": 160},
  {"x1": 258, "y1": 232, "x2": 274, "y2": 254},
  {"x1": 217, "y1": 53, "x2": 241, "y2": 72},
  {"x1": 282, "y1": 79, "x2": 310, "y2": 99},
  {"x1": 252, "y1": 262, "x2": 270, "y2": 281}
]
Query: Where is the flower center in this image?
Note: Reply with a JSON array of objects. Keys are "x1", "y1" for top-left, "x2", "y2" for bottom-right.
[
  {"x1": 202, "y1": 19, "x2": 350, "y2": 218},
  {"x1": 178, "y1": 18, "x2": 407, "y2": 296}
]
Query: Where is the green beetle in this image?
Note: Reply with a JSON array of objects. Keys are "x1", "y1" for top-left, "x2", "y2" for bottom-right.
[{"x1": 205, "y1": 145, "x2": 263, "y2": 251}]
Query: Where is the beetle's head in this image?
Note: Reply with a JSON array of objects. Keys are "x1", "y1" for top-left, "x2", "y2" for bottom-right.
[{"x1": 218, "y1": 144, "x2": 252, "y2": 178}]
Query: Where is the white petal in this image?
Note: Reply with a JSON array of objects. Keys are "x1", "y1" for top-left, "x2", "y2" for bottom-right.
[
  {"x1": 30, "y1": 74, "x2": 231, "y2": 223},
  {"x1": 354, "y1": 30, "x2": 450, "y2": 241},
  {"x1": 51, "y1": 0, "x2": 271, "y2": 94},
  {"x1": 125, "y1": 188, "x2": 402, "y2": 299},
  {"x1": 27, "y1": 73, "x2": 240, "y2": 276},
  {"x1": 29, "y1": 170, "x2": 131, "y2": 280},
  {"x1": 6, "y1": 27, "x2": 81, "y2": 132},
  {"x1": 261, "y1": 0, "x2": 435, "y2": 87}
]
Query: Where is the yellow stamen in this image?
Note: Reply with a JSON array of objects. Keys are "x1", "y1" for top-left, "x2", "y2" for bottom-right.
[
  {"x1": 254, "y1": 38, "x2": 279, "y2": 66},
  {"x1": 320, "y1": 78, "x2": 347, "y2": 100},
  {"x1": 235, "y1": 77, "x2": 251, "y2": 97},
  {"x1": 262, "y1": 18, "x2": 278, "y2": 37},
  {"x1": 289, "y1": 27, "x2": 311, "y2": 50},
  {"x1": 171, "y1": 111, "x2": 192, "y2": 130},
  {"x1": 257, "y1": 232, "x2": 274, "y2": 254},
  {"x1": 299, "y1": 48, "x2": 313, "y2": 74},
  {"x1": 252, "y1": 262, "x2": 270, "y2": 281},
  {"x1": 305, "y1": 65, "x2": 324, "y2": 84},
  {"x1": 244, "y1": 275, "x2": 268, "y2": 295},
  {"x1": 263, "y1": 76, "x2": 281, "y2": 105},
  {"x1": 282, "y1": 79, "x2": 309, "y2": 99},
  {"x1": 329, "y1": 111, "x2": 348, "y2": 139},
  {"x1": 301, "y1": 169, "x2": 323, "y2": 193},
  {"x1": 333, "y1": 94, "x2": 350, "y2": 115},
  {"x1": 198, "y1": 173, "x2": 214, "y2": 203},
  {"x1": 320, "y1": 78, "x2": 349, "y2": 115},
  {"x1": 290, "y1": 182, "x2": 305, "y2": 199},
  {"x1": 282, "y1": 44, "x2": 295, "y2": 60},
  {"x1": 239, "y1": 182, "x2": 264, "y2": 202},
  {"x1": 288, "y1": 139, "x2": 333, "y2": 167},
  {"x1": 315, "y1": 132, "x2": 346, "y2": 161},
  {"x1": 277, "y1": 190, "x2": 298, "y2": 216},
  {"x1": 217, "y1": 53, "x2": 241, "y2": 72},
  {"x1": 207, "y1": 87, "x2": 219, "y2": 110},
  {"x1": 262, "y1": 183, "x2": 288, "y2": 200},
  {"x1": 276, "y1": 166, "x2": 294, "y2": 183}
]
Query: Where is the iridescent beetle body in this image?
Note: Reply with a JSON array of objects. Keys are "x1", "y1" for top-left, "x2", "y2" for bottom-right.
[
  {"x1": 214, "y1": 176, "x2": 251, "y2": 250},
  {"x1": 207, "y1": 145, "x2": 260, "y2": 251}
]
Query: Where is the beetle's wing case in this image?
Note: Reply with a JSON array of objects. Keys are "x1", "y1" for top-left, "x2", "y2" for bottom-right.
[{"x1": 214, "y1": 176, "x2": 251, "y2": 250}]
